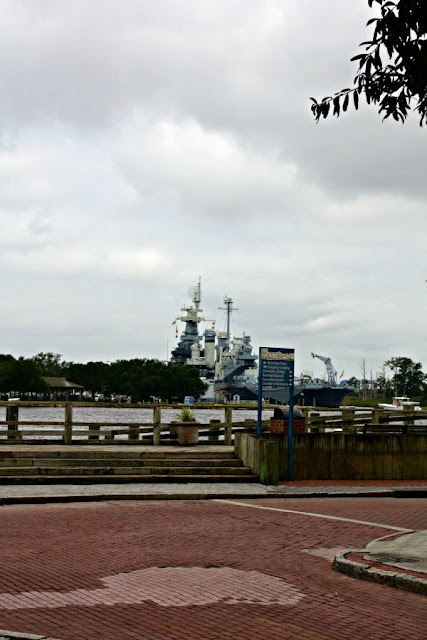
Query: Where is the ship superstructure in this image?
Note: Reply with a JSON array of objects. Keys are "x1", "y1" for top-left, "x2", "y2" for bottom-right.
[
  {"x1": 170, "y1": 279, "x2": 215, "y2": 373},
  {"x1": 170, "y1": 280, "x2": 353, "y2": 407},
  {"x1": 170, "y1": 280, "x2": 258, "y2": 400}
]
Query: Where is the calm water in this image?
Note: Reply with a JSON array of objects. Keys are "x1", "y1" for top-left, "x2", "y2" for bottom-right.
[
  {"x1": 0, "y1": 405, "x2": 272, "y2": 424},
  {"x1": 1, "y1": 406, "x2": 423, "y2": 440},
  {"x1": 0, "y1": 406, "x2": 273, "y2": 440}
]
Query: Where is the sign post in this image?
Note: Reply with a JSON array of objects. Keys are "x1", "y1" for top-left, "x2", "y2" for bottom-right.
[{"x1": 257, "y1": 347, "x2": 295, "y2": 480}]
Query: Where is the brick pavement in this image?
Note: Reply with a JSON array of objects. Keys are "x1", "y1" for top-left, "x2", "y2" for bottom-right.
[
  {"x1": 0, "y1": 498, "x2": 425, "y2": 640},
  {"x1": 231, "y1": 496, "x2": 427, "y2": 530}
]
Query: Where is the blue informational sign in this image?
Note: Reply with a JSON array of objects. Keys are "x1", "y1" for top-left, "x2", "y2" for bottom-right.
[
  {"x1": 257, "y1": 347, "x2": 295, "y2": 481},
  {"x1": 260, "y1": 347, "x2": 294, "y2": 388}
]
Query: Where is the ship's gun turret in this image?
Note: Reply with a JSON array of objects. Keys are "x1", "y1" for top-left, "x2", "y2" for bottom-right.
[{"x1": 311, "y1": 352, "x2": 337, "y2": 386}]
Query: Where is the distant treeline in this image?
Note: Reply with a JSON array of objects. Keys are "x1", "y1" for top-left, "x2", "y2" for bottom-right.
[
  {"x1": 0, "y1": 352, "x2": 207, "y2": 402},
  {"x1": 347, "y1": 356, "x2": 426, "y2": 402}
]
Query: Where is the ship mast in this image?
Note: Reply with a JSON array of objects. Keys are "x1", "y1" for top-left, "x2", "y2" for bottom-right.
[
  {"x1": 218, "y1": 295, "x2": 238, "y2": 349},
  {"x1": 170, "y1": 277, "x2": 205, "y2": 365}
]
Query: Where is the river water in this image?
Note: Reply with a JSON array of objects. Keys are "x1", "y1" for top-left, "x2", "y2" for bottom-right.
[
  {"x1": 0, "y1": 406, "x2": 274, "y2": 441},
  {"x1": 1, "y1": 406, "x2": 424, "y2": 440}
]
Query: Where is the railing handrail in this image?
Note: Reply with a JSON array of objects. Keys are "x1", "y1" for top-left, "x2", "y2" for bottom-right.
[
  {"x1": 1, "y1": 403, "x2": 425, "y2": 444},
  {"x1": 0, "y1": 403, "x2": 265, "y2": 445}
]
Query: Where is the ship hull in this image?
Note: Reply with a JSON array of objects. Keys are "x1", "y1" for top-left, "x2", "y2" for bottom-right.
[
  {"x1": 293, "y1": 386, "x2": 352, "y2": 408},
  {"x1": 218, "y1": 382, "x2": 352, "y2": 408}
]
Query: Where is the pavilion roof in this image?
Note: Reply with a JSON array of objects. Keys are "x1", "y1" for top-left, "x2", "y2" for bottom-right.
[{"x1": 43, "y1": 377, "x2": 84, "y2": 390}]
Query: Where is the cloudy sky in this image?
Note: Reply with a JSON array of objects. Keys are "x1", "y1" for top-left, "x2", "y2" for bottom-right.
[{"x1": 0, "y1": 0, "x2": 426, "y2": 380}]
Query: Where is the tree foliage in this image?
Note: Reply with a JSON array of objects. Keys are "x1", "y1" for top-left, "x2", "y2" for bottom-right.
[
  {"x1": 0, "y1": 356, "x2": 48, "y2": 396},
  {"x1": 0, "y1": 354, "x2": 208, "y2": 402},
  {"x1": 31, "y1": 352, "x2": 65, "y2": 377},
  {"x1": 65, "y1": 361, "x2": 112, "y2": 400},
  {"x1": 107, "y1": 359, "x2": 207, "y2": 402},
  {"x1": 311, "y1": 1, "x2": 427, "y2": 125},
  {"x1": 375, "y1": 371, "x2": 394, "y2": 397},
  {"x1": 384, "y1": 356, "x2": 426, "y2": 396}
]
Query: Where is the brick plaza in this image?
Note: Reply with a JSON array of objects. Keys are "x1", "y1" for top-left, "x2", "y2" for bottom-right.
[{"x1": 0, "y1": 497, "x2": 425, "y2": 639}]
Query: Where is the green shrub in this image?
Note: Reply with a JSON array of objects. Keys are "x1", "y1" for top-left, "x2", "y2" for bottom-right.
[{"x1": 175, "y1": 406, "x2": 196, "y2": 422}]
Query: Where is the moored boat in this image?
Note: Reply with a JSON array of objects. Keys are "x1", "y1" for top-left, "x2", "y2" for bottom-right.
[{"x1": 378, "y1": 396, "x2": 422, "y2": 411}]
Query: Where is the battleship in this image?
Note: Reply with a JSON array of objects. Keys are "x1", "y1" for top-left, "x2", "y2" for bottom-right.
[{"x1": 170, "y1": 280, "x2": 354, "y2": 407}]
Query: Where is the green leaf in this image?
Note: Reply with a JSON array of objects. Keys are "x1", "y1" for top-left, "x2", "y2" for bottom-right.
[
  {"x1": 333, "y1": 96, "x2": 340, "y2": 116},
  {"x1": 343, "y1": 93, "x2": 349, "y2": 112},
  {"x1": 354, "y1": 91, "x2": 359, "y2": 110}
]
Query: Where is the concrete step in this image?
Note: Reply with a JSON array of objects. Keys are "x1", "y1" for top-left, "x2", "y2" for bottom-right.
[
  {"x1": 0, "y1": 450, "x2": 236, "y2": 460},
  {"x1": 0, "y1": 465, "x2": 253, "y2": 476},
  {"x1": 0, "y1": 474, "x2": 259, "y2": 485},
  {"x1": 0, "y1": 446, "x2": 258, "y2": 485},
  {"x1": 0, "y1": 457, "x2": 244, "y2": 468}
]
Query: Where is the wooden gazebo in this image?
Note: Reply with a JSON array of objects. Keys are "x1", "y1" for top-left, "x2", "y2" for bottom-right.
[{"x1": 42, "y1": 377, "x2": 84, "y2": 400}]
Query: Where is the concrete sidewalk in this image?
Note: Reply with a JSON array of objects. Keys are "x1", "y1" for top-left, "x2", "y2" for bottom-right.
[
  {"x1": 333, "y1": 530, "x2": 427, "y2": 595},
  {"x1": 0, "y1": 479, "x2": 426, "y2": 504}
]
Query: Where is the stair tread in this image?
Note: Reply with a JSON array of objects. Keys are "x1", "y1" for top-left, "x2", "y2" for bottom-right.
[
  {"x1": 0, "y1": 458, "x2": 243, "y2": 466},
  {"x1": 0, "y1": 465, "x2": 250, "y2": 470},
  {"x1": 0, "y1": 448, "x2": 258, "y2": 485},
  {"x1": 0, "y1": 474, "x2": 259, "y2": 484},
  {"x1": 0, "y1": 452, "x2": 236, "y2": 459}
]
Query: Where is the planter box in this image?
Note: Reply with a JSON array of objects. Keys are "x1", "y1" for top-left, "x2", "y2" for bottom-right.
[
  {"x1": 269, "y1": 419, "x2": 306, "y2": 434},
  {"x1": 176, "y1": 422, "x2": 199, "y2": 445}
]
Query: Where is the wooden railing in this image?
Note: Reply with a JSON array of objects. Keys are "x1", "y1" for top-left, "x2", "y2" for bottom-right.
[
  {"x1": 0, "y1": 402, "x2": 266, "y2": 445},
  {"x1": 1, "y1": 402, "x2": 426, "y2": 444},
  {"x1": 300, "y1": 406, "x2": 427, "y2": 433}
]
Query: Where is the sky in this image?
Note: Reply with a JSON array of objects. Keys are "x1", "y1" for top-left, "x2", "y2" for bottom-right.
[{"x1": 0, "y1": 0, "x2": 426, "y2": 381}]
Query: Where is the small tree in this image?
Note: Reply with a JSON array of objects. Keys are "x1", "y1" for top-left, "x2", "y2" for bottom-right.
[
  {"x1": 31, "y1": 352, "x2": 65, "y2": 377},
  {"x1": 348, "y1": 376, "x2": 360, "y2": 394},
  {"x1": 359, "y1": 358, "x2": 368, "y2": 400},
  {"x1": 376, "y1": 367, "x2": 394, "y2": 397},
  {"x1": 385, "y1": 356, "x2": 425, "y2": 396},
  {"x1": 311, "y1": 0, "x2": 427, "y2": 126}
]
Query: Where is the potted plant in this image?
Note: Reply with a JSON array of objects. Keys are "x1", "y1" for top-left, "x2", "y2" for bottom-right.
[{"x1": 175, "y1": 406, "x2": 199, "y2": 445}]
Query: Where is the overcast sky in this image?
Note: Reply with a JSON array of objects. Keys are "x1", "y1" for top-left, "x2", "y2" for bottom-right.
[{"x1": 0, "y1": 0, "x2": 425, "y2": 380}]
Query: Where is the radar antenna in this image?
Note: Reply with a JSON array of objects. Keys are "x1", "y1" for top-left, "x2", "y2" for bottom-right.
[
  {"x1": 311, "y1": 352, "x2": 337, "y2": 386},
  {"x1": 188, "y1": 277, "x2": 202, "y2": 309}
]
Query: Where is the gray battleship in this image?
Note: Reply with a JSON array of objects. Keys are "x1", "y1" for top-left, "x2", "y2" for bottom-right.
[{"x1": 170, "y1": 280, "x2": 353, "y2": 407}]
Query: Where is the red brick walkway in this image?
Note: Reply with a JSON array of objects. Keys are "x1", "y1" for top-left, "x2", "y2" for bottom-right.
[{"x1": 0, "y1": 498, "x2": 425, "y2": 639}]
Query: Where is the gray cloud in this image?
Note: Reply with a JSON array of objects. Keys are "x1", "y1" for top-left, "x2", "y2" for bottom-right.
[{"x1": 0, "y1": 0, "x2": 425, "y2": 377}]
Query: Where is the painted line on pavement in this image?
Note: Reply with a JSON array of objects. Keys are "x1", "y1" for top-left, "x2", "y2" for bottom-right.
[{"x1": 214, "y1": 500, "x2": 413, "y2": 532}]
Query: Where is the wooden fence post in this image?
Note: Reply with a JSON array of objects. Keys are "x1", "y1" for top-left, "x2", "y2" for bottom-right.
[
  {"x1": 128, "y1": 423, "x2": 139, "y2": 441},
  {"x1": 6, "y1": 405, "x2": 19, "y2": 441},
  {"x1": 405, "y1": 410, "x2": 415, "y2": 426},
  {"x1": 88, "y1": 424, "x2": 100, "y2": 441},
  {"x1": 64, "y1": 404, "x2": 73, "y2": 444},
  {"x1": 225, "y1": 406, "x2": 232, "y2": 445},
  {"x1": 341, "y1": 407, "x2": 355, "y2": 432},
  {"x1": 309, "y1": 411, "x2": 320, "y2": 433},
  {"x1": 153, "y1": 405, "x2": 161, "y2": 446},
  {"x1": 209, "y1": 419, "x2": 220, "y2": 443},
  {"x1": 371, "y1": 409, "x2": 380, "y2": 425}
]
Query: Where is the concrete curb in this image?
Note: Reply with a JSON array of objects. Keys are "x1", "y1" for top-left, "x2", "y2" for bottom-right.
[
  {"x1": 0, "y1": 489, "x2": 402, "y2": 506},
  {"x1": 333, "y1": 550, "x2": 427, "y2": 595},
  {"x1": 0, "y1": 630, "x2": 62, "y2": 640}
]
